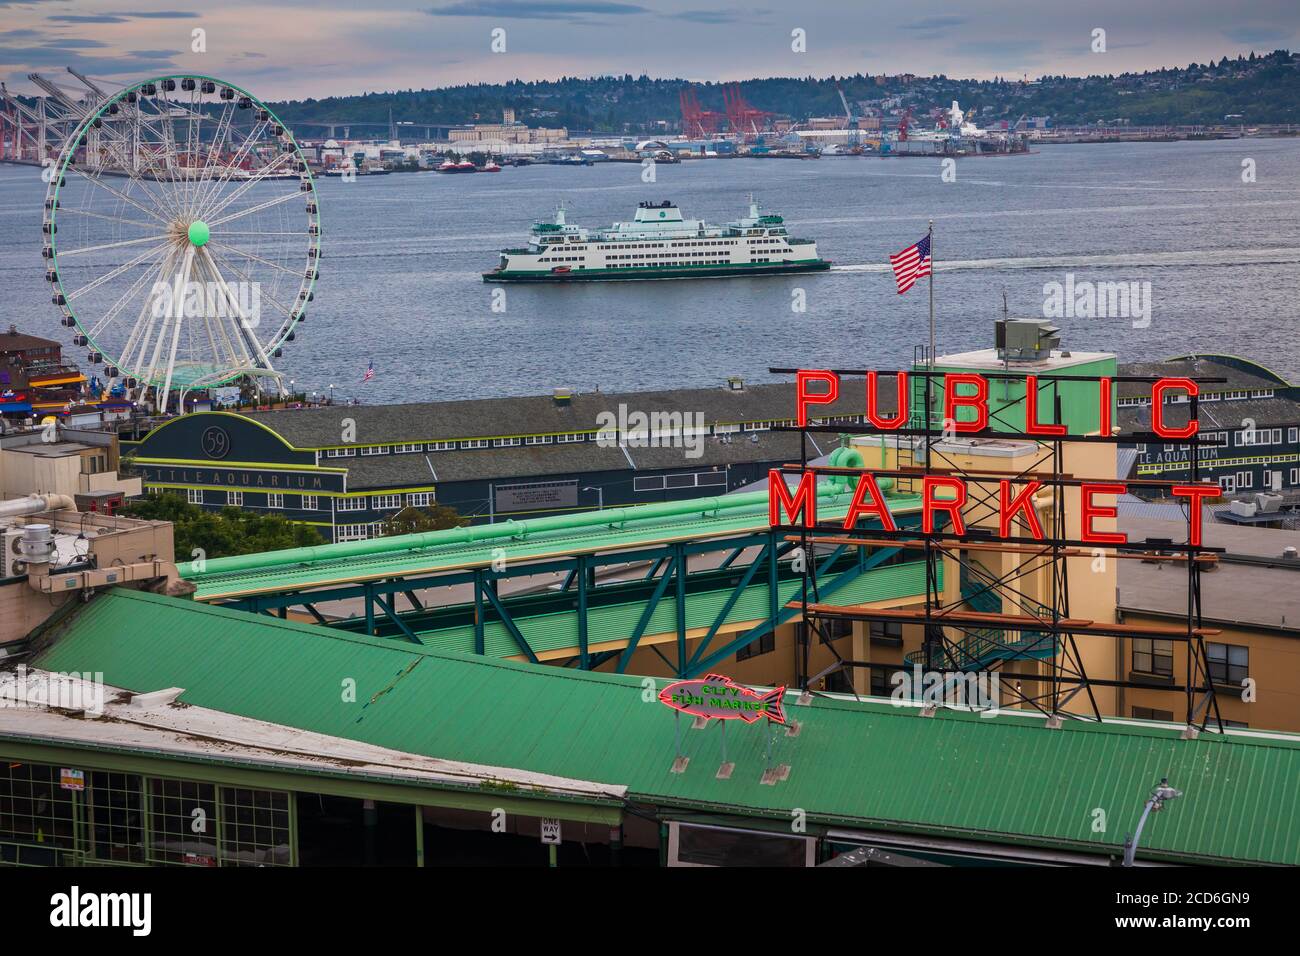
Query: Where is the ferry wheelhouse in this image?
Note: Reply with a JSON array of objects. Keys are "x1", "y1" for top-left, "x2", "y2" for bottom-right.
[{"x1": 483, "y1": 200, "x2": 830, "y2": 282}]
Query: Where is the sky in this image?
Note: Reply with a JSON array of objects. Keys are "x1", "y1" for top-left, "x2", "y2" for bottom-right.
[{"x1": 1, "y1": 0, "x2": 1298, "y2": 100}]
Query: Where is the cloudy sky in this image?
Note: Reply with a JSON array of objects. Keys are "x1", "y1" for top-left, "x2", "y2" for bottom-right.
[{"x1": 2, "y1": 0, "x2": 1297, "y2": 100}]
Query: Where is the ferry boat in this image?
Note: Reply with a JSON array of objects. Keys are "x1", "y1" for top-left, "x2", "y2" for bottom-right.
[{"x1": 482, "y1": 199, "x2": 830, "y2": 282}]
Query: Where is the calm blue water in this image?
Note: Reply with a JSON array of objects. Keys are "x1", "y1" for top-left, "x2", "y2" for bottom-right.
[{"x1": 2, "y1": 138, "x2": 1298, "y2": 403}]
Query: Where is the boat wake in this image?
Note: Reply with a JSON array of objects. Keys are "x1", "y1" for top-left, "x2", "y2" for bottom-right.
[{"x1": 831, "y1": 247, "x2": 1300, "y2": 273}]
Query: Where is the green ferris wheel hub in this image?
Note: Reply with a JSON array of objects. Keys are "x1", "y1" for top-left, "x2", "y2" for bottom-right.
[{"x1": 187, "y1": 220, "x2": 210, "y2": 247}]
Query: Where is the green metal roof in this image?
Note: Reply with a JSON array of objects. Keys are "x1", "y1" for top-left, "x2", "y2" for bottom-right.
[
  {"x1": 29, "y1": 588, "x2": 1300, "y2": 865},
  {"x1": 184, "y1": 489, "x2": 894, "y2": 602}
]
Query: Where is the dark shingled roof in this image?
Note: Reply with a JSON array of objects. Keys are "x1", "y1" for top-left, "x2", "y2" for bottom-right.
[
  {"x1": 1116, "y1": 357, "x2": 1283, "y2": 398},
  {"x1": 241, "y1": 379, "x2": 889, "y2": 449},
  {"x1": 0, "y1": 327, "x2": 60, "y2": 353},
  {"x1": 1119, "y1": 395, "x2": 1300, "y2": 432},
  {"x1": 342, "y1": 429, "x2": 834, "y2": 489}
]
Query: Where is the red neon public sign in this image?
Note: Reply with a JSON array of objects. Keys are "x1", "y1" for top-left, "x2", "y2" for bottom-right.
[{"x1": 771, "y1": 369, "x2": 1214, "y2": 550}]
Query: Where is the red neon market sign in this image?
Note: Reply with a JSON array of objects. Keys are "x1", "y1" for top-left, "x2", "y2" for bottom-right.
[
  {"x1": 772, "y1": 370, "x2": 1219, "y2": 547},
  {"x1": 658, "y1": 674, "x2": 787, "y2": 725}
]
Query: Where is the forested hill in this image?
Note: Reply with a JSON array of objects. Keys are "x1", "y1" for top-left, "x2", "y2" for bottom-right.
[{"x1": 268, "y1": 50, "x2": 1300, "y2": 132}]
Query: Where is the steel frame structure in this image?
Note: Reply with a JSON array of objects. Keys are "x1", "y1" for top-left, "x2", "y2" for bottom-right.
[
  {"x1": 215, "y1": 523, "x2": 920, "y2": 679},
  {"x1": 769, "y1": 365, "x2": 1227, "y2": 732}
]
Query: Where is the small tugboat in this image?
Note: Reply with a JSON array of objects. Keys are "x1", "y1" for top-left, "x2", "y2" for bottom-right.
[{"x1": 483, "y1": 199, "x2": 831, "y2": 282}]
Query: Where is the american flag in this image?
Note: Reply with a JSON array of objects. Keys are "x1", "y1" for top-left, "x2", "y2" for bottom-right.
[
  {"x1": 362, "y1": 361, "x2": 374, "y2": 383},
  {"x1": 889, "y1": 234, "x2": 932, "y2": 295}
]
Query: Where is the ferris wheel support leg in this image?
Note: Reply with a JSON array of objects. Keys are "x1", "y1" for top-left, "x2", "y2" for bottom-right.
[
  {"x1": 158, "y1": 245, "x2": 196, "y2": 415},
  {"x1": 123, "y1": 246, "x2": 179, "y2": 398},
  {"x1": 201, "y1": 247, "x2": 284, "y2": 397}
]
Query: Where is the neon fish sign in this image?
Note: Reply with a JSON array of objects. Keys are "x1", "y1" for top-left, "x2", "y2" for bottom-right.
[{"x1": 659, "y1": 674, "x2": 787, "y2": 725}]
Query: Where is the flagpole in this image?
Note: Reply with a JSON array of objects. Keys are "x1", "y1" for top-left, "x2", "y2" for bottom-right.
[{"x1": 928, "y1": 219, "x2": 935, "y2": 423}]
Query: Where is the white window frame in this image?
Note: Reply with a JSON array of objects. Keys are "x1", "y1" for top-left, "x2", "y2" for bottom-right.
[
  {"x1": 337, "y1": 497, "x2": 366, "y2": 512},
  {"x1": 301, "y1": 495, "x2": 318, "y2": 511},
  {"x1": 187, "y1": 488, "x2": 203, "y2": 505},
  {"x1": 426, "y1": 441, "x2": 456, "y2": 452},
  {"x1": 267, "y1": 493, "x2": 284, "y2": 509},
  {"x1": 360, "y1": 445, "x2": 387, "y2": 456},
  {"x1": 226, "y1": 491, "x2": 243, "y2": 506},
  {"x1": 325, "y1": 448, "x2": 355, "y2": 458},
  {"x1": 524, "y1": 435, "x2": 552, "y2": 445},
  {"x1": 407, "y1": 492, "x2": 433, "y2": 507},
  {"x1": 460, "y1": 439, "x2": 489, "y2": 450},
  {"x1": 370, "y1": 494, "x2": 402, "y2": 510}
]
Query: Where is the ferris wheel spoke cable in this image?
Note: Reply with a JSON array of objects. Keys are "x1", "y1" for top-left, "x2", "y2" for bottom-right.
[
  {"x1": 58, "y1": 233, "x2": 173, "y2": 258},
  {"x1": 57, "y1": 207, "x2": 159, "y2": 232},
  {"x1": 86, "y1": 264, "x2": 162, "y2": 339},
  {"x1": 69, "y1": 171, "x2": 171, "y2": 227},
  {"x1": 192, "y1": 120, "x2": 274, "y2": 218},
  {"x1": 188, "y1": 99, "x2": 237, "y2": 218},
  {"x1": 201, "y1": 247, "x2": 279, "y2": 378},
  {"x1": 64, "y1": 241, "x2": 169, "y2": 301},
  {"x1": 210, "y1": 247, "x2": 299, "y2": 324},
  {"x1": 207, "y1": 240, "x2": 304, "y2": 278},
  {"x1": 197, "y1": 149, "x2": 296, "y2": 224},
  {"x1": 206, "y1": 189, "x2": 301, "y2": 229}
]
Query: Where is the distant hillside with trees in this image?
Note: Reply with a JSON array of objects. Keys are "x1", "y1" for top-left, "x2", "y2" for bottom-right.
[{"x1": 268, "y1": 50, "x2": 1300, "y2": 132}]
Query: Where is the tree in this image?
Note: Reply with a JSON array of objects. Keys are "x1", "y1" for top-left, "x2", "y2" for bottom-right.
[
  {"x1": 123, "y1": 492, "x2": 324, "y2": 563},
  {"x1": 375, "y1": 504, "x2": 468, "y2": 537}
]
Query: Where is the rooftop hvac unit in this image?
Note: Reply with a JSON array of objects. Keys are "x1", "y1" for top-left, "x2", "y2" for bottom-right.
[
  {"x1": 995, "y1": 319, "x2": 1061, "y2": 361},
  {"x1": 2, "y1": 528, "x2": 26, "y2": 578},
  {"x1": 1254, "y1": 492, "x2": 1284, "y2": 514}
]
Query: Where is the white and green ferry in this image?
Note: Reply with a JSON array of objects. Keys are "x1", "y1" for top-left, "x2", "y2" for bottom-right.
[{"x1": 482, "y1": 199, "x2": 831, "y2": 282}]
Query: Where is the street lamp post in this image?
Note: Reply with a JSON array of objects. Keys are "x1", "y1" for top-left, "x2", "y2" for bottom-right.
[
  {"x1": 583, "y1": 486, "x2": 603, "y2": 509},
  {"x1": 1122, "y1": 777, "x2": 1183, "y2": 866}
]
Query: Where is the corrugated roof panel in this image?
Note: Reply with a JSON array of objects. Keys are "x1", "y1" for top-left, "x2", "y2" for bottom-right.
[{"x1": 29, "y1": 588, "x2": 1300, "y2": 865}]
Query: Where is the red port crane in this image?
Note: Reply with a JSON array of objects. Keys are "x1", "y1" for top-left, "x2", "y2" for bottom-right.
[
  {"x1": 678, "y1": 86, "x2": 724, "y2": 138},
  {"x1": 721, "y1": 82, "x2": 773, "y2": 138}
]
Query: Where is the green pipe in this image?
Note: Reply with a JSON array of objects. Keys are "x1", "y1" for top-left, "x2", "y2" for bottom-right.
[{"x1": 182, "y1": 485, "x2": 854, "y2": 578}]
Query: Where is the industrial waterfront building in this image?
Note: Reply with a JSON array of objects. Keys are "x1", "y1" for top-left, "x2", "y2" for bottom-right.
[
  {"x1": 1119, "y1": 354, "x2": 1300, "y2": 498},
  {"x1": 122, "y1": 380, "x2": 871, "y2": 541}
]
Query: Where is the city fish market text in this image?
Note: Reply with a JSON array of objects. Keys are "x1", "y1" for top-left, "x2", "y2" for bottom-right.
[{"x1": 658, "y1": 674, "x2": 787, "y2": 724}]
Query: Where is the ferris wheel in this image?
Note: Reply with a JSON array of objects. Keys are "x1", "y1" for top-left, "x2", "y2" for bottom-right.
[{"x1": 42, "y1": 75, "x2": 319, "y2": 412}]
